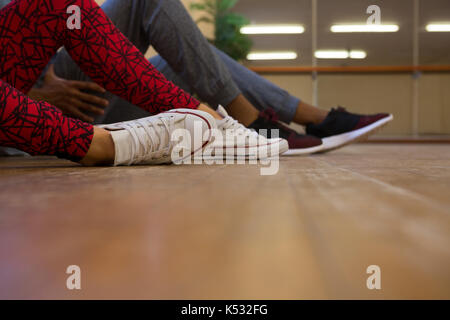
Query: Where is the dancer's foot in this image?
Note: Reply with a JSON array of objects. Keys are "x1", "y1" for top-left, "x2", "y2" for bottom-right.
[
  {"x1": 248, "y1": 109, "x2": 323, "y2": 155},
  {"x1": 306, "y1": 106, "x2": 393, "y2": 152},
  {"x1": 97, "y1": 110, "x2": 216, "y2": 165},
  {"x1": 203, "y1": 106, "x2": 288, "y2": 160}
]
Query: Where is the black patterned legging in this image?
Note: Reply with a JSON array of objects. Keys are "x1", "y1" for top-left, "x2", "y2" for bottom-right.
[{"x1": 0, "y1": 0, "x2": 199, "y2": 161}]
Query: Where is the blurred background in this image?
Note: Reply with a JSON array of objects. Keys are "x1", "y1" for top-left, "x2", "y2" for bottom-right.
[
  {"x1": 102, "y1": 0, "x2": 450, "y2": 138},
  {"x1": 234, "y1": 0, "x2": 450, "y2": 138}
]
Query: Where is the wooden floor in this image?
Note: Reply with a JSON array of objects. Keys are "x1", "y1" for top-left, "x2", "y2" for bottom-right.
[{"x1": 0, "y1": 144, "x2": 449, "y2": 299}]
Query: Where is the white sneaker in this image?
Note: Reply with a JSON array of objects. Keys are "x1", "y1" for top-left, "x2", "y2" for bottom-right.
[
  {"x1": 99, "y1": 109, "x2": 216, "y2": 166},
  {"x1": 202, "y1": 105, "x2": 289, "y2": 160}
]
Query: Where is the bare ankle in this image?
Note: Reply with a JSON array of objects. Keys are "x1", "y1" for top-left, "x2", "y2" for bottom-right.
[
  {"x1": 80, "y1": 127, "x2": 115, "y2": 166},
  {"x1": 294, "y1": 101, "x2": 329, "y2": 125},
  {"x1": 226, "y1": 94, "x2": 259, "y2": 126}
]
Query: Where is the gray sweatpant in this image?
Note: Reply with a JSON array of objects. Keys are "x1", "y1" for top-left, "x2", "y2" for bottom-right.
[{"x1": 49, "y1": 0, "x2": 300, "y2": 124}]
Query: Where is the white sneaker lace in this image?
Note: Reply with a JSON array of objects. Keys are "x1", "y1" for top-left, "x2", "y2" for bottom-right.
[
  {"x1": 221, "y1": 116, "x2": 260, "y2": 138},
  {"x1": 120, "y1": 116, "x2": 174, "y2": 165}
]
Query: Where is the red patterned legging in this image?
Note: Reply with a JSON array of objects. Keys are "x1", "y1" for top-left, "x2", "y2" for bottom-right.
[{"x1": 0, "y1": 0, "x2": 200, "y2": 161}]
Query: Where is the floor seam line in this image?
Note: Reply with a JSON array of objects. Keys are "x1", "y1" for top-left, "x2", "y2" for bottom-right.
[{"x1": 315, "y1": 158, "x2": 450, "y2": 215}]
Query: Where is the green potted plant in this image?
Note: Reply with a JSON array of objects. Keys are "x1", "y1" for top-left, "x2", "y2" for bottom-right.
[{"x1": 190, "y1": 0, "x2": 253, "y2": 61}]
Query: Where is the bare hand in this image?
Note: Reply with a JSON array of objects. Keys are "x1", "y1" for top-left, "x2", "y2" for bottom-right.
[{"x1": 28, "y1": 65, "x2": 109, "y2": 123}]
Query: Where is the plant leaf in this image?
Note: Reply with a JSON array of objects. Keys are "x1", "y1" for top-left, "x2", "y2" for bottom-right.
[
  {"x1": 217, "y1": 0, "x2": 238, "y2": 12},
  {"x1": 193, "y1": 0, "x2": 253, "y2": 61},
  {"x1": 222, "y1": 13, "x2": 249, "y2": 27},
  {"x1": 189, "y1": 3, "x2": 206, "y2": 11}
]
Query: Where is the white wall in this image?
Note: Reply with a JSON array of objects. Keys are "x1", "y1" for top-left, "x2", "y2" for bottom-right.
[{"x1": 263, "y1": 73, "x2": 450, "y2": 135}]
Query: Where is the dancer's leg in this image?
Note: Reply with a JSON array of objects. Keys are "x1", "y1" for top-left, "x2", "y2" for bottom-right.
[
  {"x1": 49, "y1": 0, "x2": 240, "y2": 121},
  {"x1": 138, "y1": 0, "x2": 241, "y2": 108},
  {"x1": 137, "y1": 0, "x2": 329, "y2": 125},
  {"x1": 0, "y1": 78, "x2": 117, "y2": 163},
  {"x1": 140, "y1": 51, "x2": 299, "y2": 122},
  {"x1": 126, "y1": 0, "x2": 325, "y2": 125},
  {"x1": 0, "y1": 0, "x2": 200, "y2": 162},
  {"x1": 46, "y1": 0, "x2": 323, "y2": 125},
  {"x1": 0, "y1": 0, "x2": 199, "y2": 112},
  {"x1": 47, "y1": 0, "x2": 152, "y2": 124}
]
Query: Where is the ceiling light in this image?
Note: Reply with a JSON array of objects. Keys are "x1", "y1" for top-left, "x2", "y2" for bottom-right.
[
  {"x1": 240, "y1": 25, "x2": 305, "y2": 34},
  {"x1": 247, "y1": 51, "x2": 298, "y2": 60},
  {"x1": 315, "y1": 50, "x2": 367, "y2": 59},
  {"x1": 426, "y1": 24, "x2": 450, "y2": 32},
  {"x1": 331, "y1": 24, "x2": 399, "y2": 33},
  {"x1": 349, "y1": 50, "x2": 367, "y2": 59},
  {"x1": 315, "y1": 50, "x2": 349, "y2": 59}
]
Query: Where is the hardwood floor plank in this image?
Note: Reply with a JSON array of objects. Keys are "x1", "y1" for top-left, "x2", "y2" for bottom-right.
[{"x1": 0, "y1": 144, "x2": 449, "y2": 299}]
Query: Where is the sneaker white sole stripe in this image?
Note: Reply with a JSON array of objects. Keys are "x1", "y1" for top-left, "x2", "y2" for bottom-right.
[
  {"x1": 200, "y1": 139, "x2": 289, "y2": 160},
  {"x1": 320, "y1": 114, "x2": 394, "y2": 153},
  {"x1": 282, "y1": 143, "x2": 325, "y2": 156}
]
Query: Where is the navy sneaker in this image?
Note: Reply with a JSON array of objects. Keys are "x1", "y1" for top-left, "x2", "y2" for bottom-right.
[
  {"x1": 306, "y1": 106, "x2": 393, "y2": 152},
  {"x1": 249, "y1": 109, "x2": 323, "y2": 155}
]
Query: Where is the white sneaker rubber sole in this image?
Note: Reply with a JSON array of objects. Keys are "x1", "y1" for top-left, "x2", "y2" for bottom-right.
[
  {"x1": 200, "y1": 138, "x2": 289, "y2": 160},
  {"x1": 282, "y1": 143, "x2": 325, "y2": 156},
  {"x1": 320, "y1": 114, "x2": 394, "y2": 153}
]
